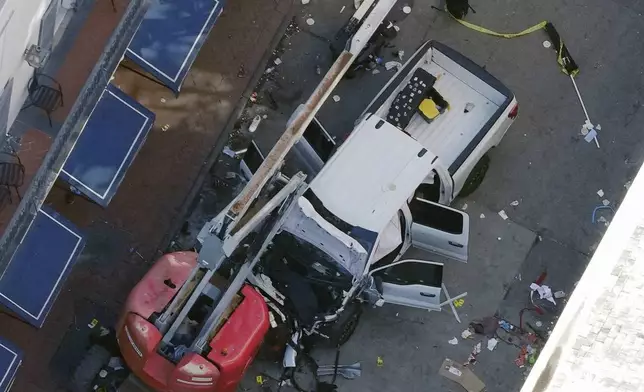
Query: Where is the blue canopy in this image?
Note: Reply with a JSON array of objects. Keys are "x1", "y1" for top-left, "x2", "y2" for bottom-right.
[
  {"x1": 0, "y1": 337, "x2": 21, "y2": 391},
  {"x1": 60, "y1": 84, "x2": 155, "y2": 207},
  {"x1": 0, "y1": 207, "x2": 85, "y2": 328},
  {"x1": 126, "y1": 0, "x2": 224, "y2": 94}
]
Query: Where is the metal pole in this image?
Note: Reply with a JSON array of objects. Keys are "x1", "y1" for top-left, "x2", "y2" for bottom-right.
[{"x1": 570, "y1": 74, "x2": 600, "y2": 149}]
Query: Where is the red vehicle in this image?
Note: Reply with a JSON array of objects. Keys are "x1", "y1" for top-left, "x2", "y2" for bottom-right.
[{"x1": 117, "y1": 251, "x2": 270, "y2": 392}]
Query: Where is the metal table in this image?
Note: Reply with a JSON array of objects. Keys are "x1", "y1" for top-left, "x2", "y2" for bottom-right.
[
  {"x1": 0, "y1": 207, "x2": 84, "y2": 328},
  {"x1": 59, "y1": 84, "x2": 155, "y2": 207},
  {"x1": 126, "y1": 0, "x2": 225, "y2": 94},
  {"x1": 0, "y1": 337, "x2": 21, "y2": 391}
]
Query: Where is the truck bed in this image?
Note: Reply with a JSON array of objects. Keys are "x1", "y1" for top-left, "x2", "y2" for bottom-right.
[{"x1": 367, "y1": 41, "x2": 512, "y2": 171}]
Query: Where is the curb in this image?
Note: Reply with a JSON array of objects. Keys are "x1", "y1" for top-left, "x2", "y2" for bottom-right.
[{"x1": 156, "y1": 1, "x2": 296, "y2": 256}]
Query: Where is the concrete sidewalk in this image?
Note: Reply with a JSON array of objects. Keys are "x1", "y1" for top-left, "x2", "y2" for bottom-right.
[{"x1": 0, "y1": 1, "x2": 294, "y2": 391}]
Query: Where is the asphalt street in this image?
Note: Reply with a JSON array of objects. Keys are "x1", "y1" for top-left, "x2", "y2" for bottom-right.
[{"x1": 184, "y1": 0, "x2": 644, "y2": 390}]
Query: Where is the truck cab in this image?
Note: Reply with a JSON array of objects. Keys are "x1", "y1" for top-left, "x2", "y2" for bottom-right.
[{"x1": 244, "y1": 110, "x2": 470, "y2": 320}]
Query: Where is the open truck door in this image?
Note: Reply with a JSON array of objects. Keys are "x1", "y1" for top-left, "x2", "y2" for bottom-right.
[
  {"x1": 288, "y1": 104, "x2": 336, "y2": 178},
  {"x1": 406, "y1": 196, "x2": 470, "y2": 263},
  {"x1": 370, "y1": 259, "x2": 444, "y2": 310}
]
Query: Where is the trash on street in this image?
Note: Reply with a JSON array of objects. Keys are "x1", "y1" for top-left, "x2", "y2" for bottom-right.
[
  {"x1": 439, "y1": 358, "x2": 486, "y2": 392},
  {"x1": 510, "y1": 200, "x2": 520, "y2": 206},
  {"x1": 498, "y1": 210, "x2": 509, "y2": 220},
  {"x1": 597, "y1": 189, "x2": 604, "y2": 197},
  {"x1": 449, "y1": 337, "x2": 459, "y2": 345},
  {"x1": 462, "y1": 329, "x2": 473, "y2": 339},
  {"x1": 487, "y1": 338, "x2": 498, "y2": 351},
  {"x1": 385, "y1": 60, "x2": 402, "y2": 71},
  {"x1": 306, "y1": 17, "x2": 315, "y2": 26},
  {"x1": 332, "y1": 95, "x2": 341, "y2": 102}
]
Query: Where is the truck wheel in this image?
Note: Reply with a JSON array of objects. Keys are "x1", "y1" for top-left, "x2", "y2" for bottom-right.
[
  {"x1": 459, "y1": 154, "x2": 490, "y2": 197},
  {"x1": 325, "y1": 302, "x2": 363, "y2": 347},
  {"x1": 70, "y1": 345, "x2": 110, "y2": 392}
]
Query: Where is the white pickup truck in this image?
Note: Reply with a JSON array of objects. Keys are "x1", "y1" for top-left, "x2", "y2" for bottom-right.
[{"x1": 289, "y1": 40, "x2": 518, "y2": 204}]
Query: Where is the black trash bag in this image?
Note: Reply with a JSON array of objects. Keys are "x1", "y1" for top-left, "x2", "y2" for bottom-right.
[{"x1": 445, "y1": 0, "x2": 470, "y2": 19}]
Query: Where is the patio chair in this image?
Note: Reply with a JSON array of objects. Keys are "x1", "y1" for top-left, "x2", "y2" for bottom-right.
[
  {"x1": 0, "y1": 187, "x2": 10, "y2": 212},
  {"x1": 22, "y1": 73, "x2": 64, "y2": 127},
  {"x1": 0, "y1": 151, "x2": 25, "y2": 202}
]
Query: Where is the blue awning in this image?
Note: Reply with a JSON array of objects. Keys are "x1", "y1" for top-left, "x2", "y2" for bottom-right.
[
  {"x1": 60, "y1": 84, "x2": 155, "y2": 207},
  {"x1": 125, "y1": 0, "x2": 224, "y2": 94},
  {"x1": 0, "y1": 337, "x2": 21, "y2": 391},
  {"x1": 0, "y1": 207, "x2": 85, "y2": 328}
]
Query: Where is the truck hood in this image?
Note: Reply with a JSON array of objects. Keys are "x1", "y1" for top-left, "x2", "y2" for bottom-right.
[{"x1": 310, "y1": 114, "x2": 435, "y2": 234}]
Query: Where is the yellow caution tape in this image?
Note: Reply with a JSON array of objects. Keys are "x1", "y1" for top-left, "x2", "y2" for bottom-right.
[{"x1": 448, "y1": 11, "x2": 547, "y2": 39}]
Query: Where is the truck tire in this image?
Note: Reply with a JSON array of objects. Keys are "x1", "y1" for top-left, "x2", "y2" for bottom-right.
[
  {"x1": 459, "y1": 154, "x2": 490, "y2": 197},
  {"x1": 70, "y1": 345, "x2": 110, "y2": 392},
  {"x1": 324, "y1": 302, "x2": 363, "y2": 347}
]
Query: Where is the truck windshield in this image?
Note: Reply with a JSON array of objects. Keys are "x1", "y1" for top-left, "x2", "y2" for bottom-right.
[{"x1": 272, "y1": 231, "x2": 353, "y2": 285}]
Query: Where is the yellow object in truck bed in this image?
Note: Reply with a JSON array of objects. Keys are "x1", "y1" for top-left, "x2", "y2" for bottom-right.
[{"x1": 419, "y1": 99, "x2": 440, "y2": 120}]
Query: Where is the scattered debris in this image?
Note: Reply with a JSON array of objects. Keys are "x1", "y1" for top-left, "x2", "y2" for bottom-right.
[
  {"x1": 161, "y1": 124, "x2": 170, "y2": 132},
  {"x1": 487, "y1": 338, "x2": 498, "y2": 351},
  {"x1": 498, "y1": 210, "x2": 509, "y2": 220},
  {"x1": 602, "y1": 199, "x2": 610, "y2": 206},
  {"x1": 510, "y1": 200, "x2": 520, "y2": 207},
  {"x1": 160, "y1": 98, "x2": 166, "y2": 103},
  {"x1": 530, "y1": 283, "x2": 556, "y2": 305},
  {"x1": 439, "y1": 358, "x2": 485, "y2": 392},
  {"x1": 249, "y1": 115, "x2": 262, "y2": 133},
  {"x1": 464, "y1": 102, "x2": 475, "y2": 113},
  {"x1": 237, "y1": 65, "x2": 246, "y2": 78},
  {"x1": 453, "y1": 298, "x2": 465, "y2": 308},
  {"x1": 461, "y1": 329, "x2": 473, "y2": 339},
  {"x1": 316, "y1": 65, "x2": 321, "y2": 75},
  {"x1": 597, "y1": 189, "x2": 604, "y2": 197},
  {"x1": 449, "y1": 337, "x2": 459, "y2": 345},
  {"x1": 265, "y1": 67, "x2": 275, "y2": 74},
  {"x1": 461, "y1": 203, "x2": 468, "y2": 211},
  {"x1": 592, "y1": 205, "x2": 615, "y2": 223},
  {"x1": 332, "y1": 95, "x2": 341, "y2": 102},
  {"x1": 479, "y1": 213, "x2": 485, "y2": 219},
  {"x1": 372, "y1": 68, "x2": 381, "y2": 75},
  {"x1": 515, "y1": 273, "x2": 522, "y2": 281},
  {"x1": 393, "y1": 24, "x2": 400, "y2": 32},
  {"x1": 340, "y1": 5, "x2": 346, "y2": 13},
  {"x1": 535, "y1": 321, "x2": 543, "y2": 327},
  {"x1": 376, "y1": 356, "x2": 384, "y2": 367},
  {"x1": 497, "y1": 237, "x2": 502, "y2": 241},
  {"x1": 256, "y1": 375, "x2": 264, "y2": 384},
  {"x1": 385, "y1": 61, "x2": 403, "y2": 71},
  {"x1": 306, "y1": 17, "x2": 315, "y2": 26},
  {"x1": 317, "y1": 362, "x2": 362, "y2": 380},
  {"x1": 402, "y1": 5, "x2": 412, "y2": 14},
  {"x1": 273, "y1": 57, "x2": 282, "y2": 66},
  {"x1": 301, "y1": 0, "x2": 310, "y2": 4},
  {"x1": 397, "y1": 50, "x2": 405, "y2": 60},
  {"x1": 249, "y1": 92, "x2": 258, "y2": 103},
  {"x1": 554, "y1": 290, "x2": 566, "y2": 299},
  {"x1": 543, "y1": 40, "x2": 552, "y2": 48}
]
